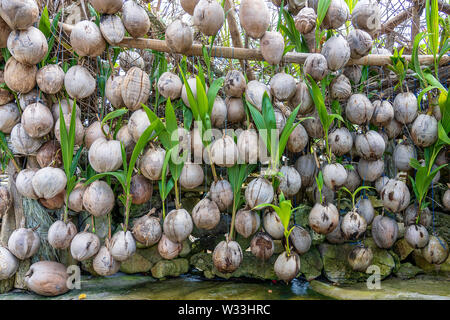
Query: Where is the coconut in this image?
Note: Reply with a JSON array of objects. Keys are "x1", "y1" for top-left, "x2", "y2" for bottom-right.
[
  {"x1": 128, "y1": 109, "x2": 151, "y2": 143},
  {"x1": 260, "y1": 31, "x2": 284, "y2": 65},
  {"x1": 4, "y1": 57, "x2": 36, "y2": 93},
  {"x1": 303, "y1": 113, "x2": 325, "y2": 138},
  {"x1": 18, "y1": 89, "x2": 41, "y2": 109},
  {"x1": 269, "y1": 73, "x2": 296, "y2": 101},
  {"x1": 51, "y1": 99, "x2": 79, "y2": 122},
  {"x1": 10, "y1": 123, "x2": 42, "y2": 155},
  {"x1": 347, "y1": 29, "x2": 372, "y2": 59},
  {"x1": 328, "y1": 127, "x2": 353, "y2": 156},
  {"x1": 212, "y1": 240, "x2": 243, "y2": 273},
  {"x1": 278, "y1": 165, "x2": 302, "y2": 197},
  {"x1": 163, "y1": 209, "x2": 193, "y2": 243},
  {"x1": 0, "y1": 246, "x2": 18, "y2": 280},
  {"x1": 158, "y1": 234, "x2": 182, "y2": 260},
  {"x1": 0, "y1": 15, "x2": 11, "y2": 48},
  {"x1": 0, "y1": 102, "x2": 20, "y2": 134},
  {"x1": 316, "y1": 0, "x2": 349, "y2": 29},
  {"x1": 435, "y1": 149, "x2": 448, "y2": 166},
  {"x1": 7, "y1": 26, "x2": 47, "y2": 65},
  {"x1": 330, "y1": 75, "x2": 352, "y2": 101},
  {"x1": 294, "y1": 154, "x2": 317, "y2": 188},
  {"x1": 122, "y1": 0, "x2": 150, "y2": 38},
  {"x1": 372, "y1": 215, "x2": 398, "y2": 249},
  {"x1": 393, "y1": 92, "x2": 418, "y2": 125},
  {"x1": 411, "y1": 114, "x2": 438, "y2": 148},
  {"x1": 275, "y1": 107, "x2": 286, "y2": 134},
  {"x1": 344, "y1": 168, "x2": 361, "y2": 192},
  {"x1": 31, "y1": 167, "x2": 66, "y2": 200},
  {"x1": 323, "y1": 163, "x2": 347, "y2": 190},
  {"x1": 295, "y1": 7, "x2": 316, "y2": 34},
  {"x1": 132, "y1": 213, "x2": 162, "y2": 246},
  {"x1": 250, "y1": 232, "x2": 274, "y2": 260},
  {"x1": 245, "y1": 80, "x2": 271, "y2": 112},
  {"x1": 210, "y1": 135, "x2": 238, "y2": 167},
  {"x1": 70, "y1": 20, "x2": 106, "y2": 57},
  {"x1": 321, "y1": 35, "x2": 350, "y2": 71},
  {"x1": 0, "y1": 0, "x2": 39, "y2": 30},
  {"x1": 211, "y1": 97, "x2": 227, "y2": 128},
  {"x1": 235, "y1": 209, "x2": 260, "y2": 238},
  {"x1": 355, "y1": 130, "x2": 385, "y2": 160},
  {"x1": 209, "y1": 179, "x2": 233, "y2": 212},
  {"x1": 93, "y1": 245, "x2": 121, "y2": 276},
  {"x1": 99, "y1": 14, "x2": 125, "y2": 45},
  {"x1": 308, "y1": 202, "x2": 339, "y2": 234},
  {"x1": 326, "y1": 217, "x2": 345, "y2": 244},
  {"x1": 181, "y1": 78, "x2": 209, "y2": 108},
  {"x1": 245, "y1": 177, "x2": 274, "y2": 210},
  {"x1": 39, "y1": 190, "x2": 65, "y2": 210},
  {"x1": 224, "y1": 70, "x2": 246, "y2": 97},
  {"x1": 82, "y1": 180, "x2": 115, "y2": 217},
  {"x1": 263, "y1": 210, "x2": 284, "y2": 239},
  {"x1": 157, "y1": 72, "x2": 183, "y2": 100},
  {"x1": 130, "y1": 175, "x2": 152, "y2": 205},
  {"x1": 404, "y1": 224, "x2": 429, "y2": 249},
  {"x1": 288, "y1": 81, "x2": 313, "y2": 114},
  {"x1": 348, "y1": 246, "x2": 373, "y2": 272},
  {"x1": 384, "y1": 117, "x2": 403, "y2": 139},
  {"x1": 381, "y1": 179, "x2": 410, "y2": 213},
  {"x1": 35, "y1": 64, "x2": 65, "y2": 94},
  {"x1": 7, "y1": 228, "x2": 40, "y2": 260},
  {"x1": 237, "y1": 129, "x2": 259, "y2": 163},
  {"x1": 121, "y1": 67, "x2": 150, "y2": 111},
  {"x1": 89, "y1": 0, "x2": 123, "y2": 14},
  {"x1": 64, "y1": 65, "x2": 96, "y2": 99},
  {"x1": 274, "y1": 251, "x2": 300, "y2": 282},
  {"x1": 70, "y1": 231, "x2": 100, "y2": 261},
  {"x1": 444, "y1": 189, "x2": 450, "y2": 211},
  {"x1": 21, "y1": 102, "x2": 53, "y2": 139},
  {"x1": 193, "y1": 0, "x2": 224, "y2": 36},
  {"x1": 54, "y1": 114, "x2": 85, "y2": 146},
  {"x1": 47, "y1": 220, "x2": 77, "y2": 250},
  {"x1": 88, "y1": 137, "x2": 122, "y2": 173},
  {"x1": 375, "y1": 176, "x2": 390, "y2": 194},
  {"x1": 357, "y1": 158, "x2": 384, "y2": 182},
  {"x1": 117, "y1": 126, "x2": 135, "y2": 159},
  {"x1": 239, "y1": 0, "x2": 270, "y2": 39},
  {"x1": 370, "y1": 100, "x2": 394, "y2": 127},
  {"x1": 165, "y1": 19, "x2": 193, "y2": 53},
  {"x1": 0, "y1": 70, "x2": 14, "y2": 105},
  {"x1": 119, "y1": 50, "x2": 145, "y2": 72},
  {"x1": 355, "y1": 198, "x2": 374, "y2": 225},
  {"x1": 181, "y1": 0, "x2": 200, "y2": 14},
  {"x1": 140, "y1": 146, "x2": 166, "y2": 180},
  {"x1": 346, "y1": 94, "x2": 374, "y2": 125},
  {"x1": 351, "y1": 0, "x2": 381, "y2": 34},
  {"x1": 110, "y1": 230, "x2": 136, "y2": 262},
  {"x1": 179, "y1": 163, "x2": 204, "y2": 189},
  {"x1": 25, "y1": 261, "x2": 69, "y2": 296},
  {"x1": 303, "y1": 53, "x2": 328, "y2": 81},
  {"x1": 421, "y1": 236, "x2": 449, "y2": 265},
  {"x1": 403, "y1": 204, "x2": 432, "y2": 227},
  {"x1": 15, "y1": 168, "x2": 38, "y2": 199},
  {"x1": 84, "y1": 121, "x2": 109, "y2": 149},
  {"x1": 67, "y1": 183, "x2": 85, "y2": 213},
  {"x1": 393, "y1": 143, "x2": 416, "y2": 172},
  {"x1": 343, "y1": 65, "x2": 362, "y2": 84},
  {"x1": 289, "y1": 226, "x2": 311, "y2": 255},
  {"x1": 341, "y1": 210, "x2": 367, "y2": 240},
  {"x1": 225, "y1": 97, "x2": 245, "y2": 124},
  {"x1": 286, "y1": 123, "x2": 308, "y2": 154},
  {"x1": 192, "y1": 197, "x2": 221, "y2": 230}
]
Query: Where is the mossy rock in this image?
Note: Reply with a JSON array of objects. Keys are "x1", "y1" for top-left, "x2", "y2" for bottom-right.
[
  {"x1": 0, "y1": 277, "x2": 14, "y2": 294},
  {"x1": 151, "y1": 258, "x2": 189, "y2": 279},
  {"x1": 394, "y1": 262, "x2": 424, "y2": 279},
  {"x1": 299, "y1": 246, "x2": 323, "y2": 281},
  {"x1": 412, "y1": 249, "x2": 450, "y2": 275},
  {"x1": 81, "y1": 258, "x2": 100, "y2": 277},
  {"x1": 393, "y1": 238, "x2": 414, "y2": 261},
  {"x1": 120, "y1": 251, "x2": 153, "y2": 274},
  {"x1": 179, "y1": 239, "x2": 192, "y2": 258}
]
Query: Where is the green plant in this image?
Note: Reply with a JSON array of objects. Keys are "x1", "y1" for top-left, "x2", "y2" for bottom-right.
[
  {"x1": 387, "y1": 47, "x2": 407, "y2": 92},
  {"x1": 425, "y1": 0, "x2": 440, "y2": 77},
  {"x1": 280, "y1": 9, "x2": 309, "y2": 53},
  {"x1": 315, "y1": 171, "x2": 324, "y2": 204},
  {"x1": 315, "y1": 0, "x2": 332, "y2": 49},
  {"x1": 0, "y1": 132, "x2": 20, "y2": 172},
  {"x1": 340, "y1": 186, "x2": 374, "y2": 208},
  {"x1": 38, "y1": 6, "x2": 61, "y2": 67}
]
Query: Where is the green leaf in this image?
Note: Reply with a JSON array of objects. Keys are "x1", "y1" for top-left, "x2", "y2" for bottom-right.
[
  {"x1": 165, "y1": 98, "x2": 178, "y2": 139},
  {"x1": 84, "y1": 171, "x2": 127, "y2": 190},
  {"x1": 307, "y1": 75, "x2": 329, "y2": 130},
  {"x1": 101, "y1": 108, "x2": 128, "y2": 128},
  {"x1": 262, "y1": 92, "x2": 277, "y2": 132},
  {"x1": 38, "y1": 6, "x2": 51, "y2": 38},
  {"x1": 207, "y1": 78, "x2": 224, "y2": 114},
  {"x1": 196, "y1": 77, "x2": 209, "y2": 120}
]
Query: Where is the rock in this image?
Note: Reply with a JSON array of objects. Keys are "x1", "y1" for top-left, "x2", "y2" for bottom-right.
[
  {"x1": 430, "y1": 211, "x2": 450, "y2": 245},
  {"x1": 394, "y1": 262, "x2": 423, "y2": 279},
  {"x1": 273, "y1": 240, "x2": 284, "y2": 254},
  {"x1": 393, "y1": 238, "x2": 414, "y2": 261},
  {"x1": 81, "y1": 258, "x2": 100, "y2": 277},
  {"x1": 412, "y1": 249, "x2": 450, "y2": 275},
  {"x1": 14, "y1": 259, "x2": 30, "y2": 289},
  {"x1": 151, "y1": 258, "x2": 189, "y2": 279},
  {"x1": 179, "y1": 239, "x2": 192, "y2": 258},
  {"x1": 299, "y1": 246, "x2": 323, "y2": 281},
  {"x1": 120, "y1": 251, "x2": 153, "y2": 274},
  {"x1": 0, "y1": 277, "x2": 14, "y2": 294}
]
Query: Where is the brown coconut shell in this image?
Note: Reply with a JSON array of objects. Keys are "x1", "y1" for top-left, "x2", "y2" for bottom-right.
[
  {"x1": 105, "y1": 75, "x2": 125, "y2": 108},
  {"x1": 21, "y1": 102, "x2": 54, "y2": 138},
  {"x1": 54, "y1": 113, "x2": 85, "y2": 146},
  {"x1": 7, "y1": 26, "x2": 47, "y2": 65},
  {"x1": 36, "y1": 140, "x2": 62, "y2": 168},
  {"x1": 181, "y1": 0, "x2": 200, "y2": 15},
  {"x1": 10, "y1": 123, "x2": 42, "y2": 155},
  {"x1": 165, "y1": 19, "x2": 193, "y2": 54},
  {"x1": 122, "y1": 0, "x2": 150, "y2": 38},
  {"x1": 64, "y1": 65, "x2": 96, "y2": 99},
  {"x1": 260, "y1": 31, "x2": 285, "y2": 65},
  {"x1": 82, "y1": 180, "x2": 115, "y2": 217},
  {"x1": 239, "y1": 0, "x2": 270, "y2": 39},
  {"x1": 39, "y1": 190, "x2": 65, "y2": 210},
  {"x1": 100, "y1": 14, "x2": 125, "y2": 45},
  {"x1": 193, "y1": 0, "x2": 225, "y2": 37},
  {"x1": 25, "y1": 261, "x2": 69, "y2": 296},
  {"x1": 84, "y1": 121, "x2": 110, "y2": 149},
  {"x1": 36, "y1": 64, "x2": 65, "y2": 94},
  {"x1": 89, "y1": 0, "x2": 123, "y2": 14},
  {"x1": 0, "y1": 102, "x2": 20, "y2": 134},
  {"x1": 0, "y1": 16, "x2": 11, "y2": 48},
  {"x1": 130, "y1": 174, "x2": 152, "y2": 205},
  {"x1": 4, "y1": 57, "x2": 36, "y2": 93},
  {"x1": 0, "y1": 0, "x2": 39, "y2": 30},
  {"x1": 121, "y1": 67, "x2": 150, "y2": 111},
  {"x1": 70, "y1": 20, "x2": 106, "y2": 57}
]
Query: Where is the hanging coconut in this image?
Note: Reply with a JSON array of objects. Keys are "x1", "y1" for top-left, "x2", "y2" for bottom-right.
[
  {"x1": 119, "y1": 50, "x2": 145, "y2": 72},
  {"x1": 348, "y1": 246, "x2": 373, "y2": 272},
  {"x1": 0, "y1": 0, "x2": 39, "y2": 30},
  {"x1": 212, "y1": 240, "x2": 243, "y2": 273},
  {"x1": 181, "y1": 78, "x2": 209, "y2": 108},
  {"x1": 263, "y1": 209, "x2": 284, "y2": 239},
  {"x1": 70, "y1": 231, "x2": 101, "y2": 261},
  {"x1": 371, "y1": 100, "x2": 394, "y2": 127},
  {"x1": 39, "y1": 190, "x2": 65, "y2": 210},
  {"x1": 351, "y1": 0, "x2": 381, "y2": 35},
  {"x1": 347, "y1": 29, "x2": 372, "y2": 59},
  {"x1": 68, "y1": 183, "x2": 86, "y2": 213},
  {"x1": 7, "y1": 228, "x2": 40, "y2": 260},
  {"x1": 330, "y1": 75, "x2": 352, "y2": 101},
  {"x1": 384, "y1": 117, "x2": 402, "y2": 139},
  {"x1": 211, "y1": 97, "x2": 227, "y2": 128},
  {"x1": 88, "y1": 137, "x2": 122, "y2": 173},
  {"x1": 309, "y1": 202, "x2": 339, "y2": 234},
  {"x1": 121, "y1": 67, "x2": 151, "y2": 111},
  {"x1": 290, "y1": 226, "x2": 311, "y2": 255},
  {"x1": 393, "y1": 142, "x2": 416, "y2": 172},
  {"x1": 321, "y1": 35, "x2": 350, "y2": 71},
  {"x1": 21, "y1": 102, "x2": 54, "y2": 138},
  {"x1": 294, "y1": 154, "x2": 317, "y2": 188},
  {"x1": 193, "y1": 0, "x2": 224, "y2": 36},
  {"x1": 0, "y1": 185, "x2": 11, "y2": 217},
  {"x1": 158, "y1": 72, "x2": 183, "y2": 100},
  {"x1": 260, "y1": 31, "x2": 285, "y2": 65},
  {"x1": 226, "y1": 97, "x2": 245, "y2": 124},
  {"x1": 357, "y1": 158, "x2": 384, "y2": 182},
  {"x1": 117, "y1": 125, "x2": 135, "y2": 159},
  {"x1": 128, "y1": 109, "x2": 151, "y2": 142},
  {"x1": 239, "y1": 0, "x2": 270, "y2": 39},
  {"x1": 82, "y1": 180, "x2": 115, "y2": 217},
  {"x1": 303, "y1": 53, "x2": 328, "y2": 81},
  {"x1": 372, "y1": 215, "x2": 398, "y2": 249},
  {"x1": 320, "y1": 0, "x2": 350, "y2": 29},
  {"x1": 295, "y1": 7, "x2": 316, "y2": 34},
  {"x1": 7, "y1": 26, "x2": 47, "y2": 65},
  {"x1": 132, "y1": 212, "x2": 162, "y2": 246},
  {"x1": 89, "y1": 0, "x2": 123, "y2": 14},
  {"x1": 84, "y1": 121, "x2": 110, "y2": 149},
  {"x1": 179, "y1": 163, "x2": 204, "y2": 189},
  {"x1": 36, "y1": 64, "x2": 65, "y2": 95},
  {"x1": 0, "y1": 246, "x2": 18, "y2": 280},
  {"x1": 278, "y1": 165, "x2": 302, "y2": 197},
  {"x1": 4, "y1": 57, "x2": 36, "y2": 93},
  {"x1": 181, "y1": 0, "x2": 200, "y2": 14},
  {"x1": 288, "y1": 81, "x2": 313, "y2": 114},
  {"x1": 15, "y1": 168, "x2": 38, "y2": 199},
  {"x1": 405, "y1": 224, "x2": 429, "y2": 249},
  {"x1": 224, "y1": 70, "x2": 246, "y2": 97},
  {"x1": 165, "y1": 19, "x2": 193, "y2": 54},
  {"x1": 326, "y1": 217, "x2": 345, "y2": 244},
  {"x1": 355, "y1": 130, "x2": 386, "y2": 160},
  {"x1": 54, "y1": 113, "x2": 85, "y2": 146},
  {"x1": 31, "y1": 167, "x2": 66, "y2": 200},
  {"x1": 421, "y1": 236, "x2": 449, "y2": 265},
  {"x1": 192, "y1": 197, "x2": 221, "y2": 230},
  {"x1": 245, "y1": 80, "x2": 271, "y2": 111},
  {"x1": 287, "y1": 0, "x2": 307, "y2": 15},
  {"x1": 25, "y1": 261, "x2": 69, "y2": 296},
  {"x1": 122, "y1": 0, "x2": 150, "y2": 38},
  {"x1": 158, "y1": 234, "x2": 182, "y2": 260},
  {"x1": 274, "y1": 251, "x2": 300, "y2": 282},
  {"x1": 344, "y1": 64, "x2": 362, "y2": 84},
  {"x1": 355, "y1": 198, "x2": 374, "y2": 225},
  {"x1": 344, "y1": 168, "x2": 361, "y2": 192},
  {"x1": 10, "y1": 123, "x2": 42, "y2": 155},
  {"x1": 209, "y1": 179, "x2": 234, "y2": 211},
  {"x1": 381, "y1": 179, "x2": 410, "y2": 213},
  {"x1": 328, "y1": 127, "x2": 353, "y2": 156},
  {"x1": 140, "y1": 146, "x2": 166, "y2": 180},
  {"x1": 375, "y1": 176, "x2": 390, "y2": 194},
  {"x1": 70, "y1": 20, "x2": 106, "y2": 57},
  {"x1": 129, "y1": 174, "x2": 152, "y2": 205},
  {"x1": 393, "y1": 92, "x2": 418, "y2": 125},
  {"x1": 64, "y1": 65, "x2": 96, "y2": 99},
  {"x1": 99, "y1": 14, "x2": 125, "y2": 45},
  {"x1": 93, "y1": 245, "x2": 121, "y2": 276},
  {"x1": 403, "y1": 204, "x2": 432, "y2": 227},
  {"x1": 51, "y1": 99, "x2": 78, "y2": 122},
  {"x1": 287, "y1": 123, "x2": 308, "y2": 154},
  {"x1": 237, "y1": 129, "x2": 259, "y2": 163},
  {"x1": 323, "y1": 163, "x2": 348, "y2": 190},
  {"x1": 47, "y1": 220, "x2": 77, "y2": 250},
  {"x1": 245, "y1": 177, "x2": 274, "y2": 210},
  {"x1": 163, "y1": 209, "x2": 193, "y2": 243},
  {"x1": 110, "y1": 230, "x2": 136, "y2": 262},
  {"x1": 411, "y1": 114, "x2": 438, "y2": 148},
  {"x1": 341, "y1": 210, "x2": 367, "y2": 239},
  {"x1": 0, "y1": 102, "x2": 20, "y2": 134},
  {"x1": 345, "y1": 94, "x2": 374, "y2": 125},
  {"x1": 270, "y1": 73, "x2": 296, "y2": 101},
  {"x1": 235, "y1": 209, "x2": 260, "y2": 238},
  {"x1": 250, "y1": 231, "x2": 274, "y2": 260},
  {"x1": 0, "y1": 70, "x2": 14, "y2": 105},
  {"x1": 210, "y1": 135, "x2": 238, "y2": 167}
]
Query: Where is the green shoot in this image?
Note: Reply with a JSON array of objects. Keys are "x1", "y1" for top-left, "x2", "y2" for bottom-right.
[{"x1": 340, "y1": 186, "x2": 374, "y2": 208}]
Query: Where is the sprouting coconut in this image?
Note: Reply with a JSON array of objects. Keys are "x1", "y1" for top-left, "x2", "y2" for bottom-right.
[
  {"x1": 179, "y1": 163, "x2": 204, "y2": 189},
  {"x1": 158, "y1": 72, "x2": 183, "y2": 100},
  {"x1": 421, "y1": 236, "x2": 449, "y2": 265},
  {"x1": 192, "y1": 197, "x2": 221, "y2": 230},
  {"x1": 294, "y1": 154, "x2": 317, "y2": 188},
  {"x1": 317, "y1": 0, "x2": 349, "y2": 30},
  {"x1": 326, "y1": 217, "x2": 345, "y2": 244},
  {"x1": 393, "y1": 92, "x2": 418, "y2": 125},
  {"x1": 181, "y1": 0, "x2": 200, "y2": 14},
  {"x1": 323, "y1": 163, "x2": 348, "y2": 190},
  {"x1": 443, "y1": 189, "x2": 450, "y2": 211},
  {"x1": 36, "y1": 64, "x2": 65, "y2": 95},
  {"x1": 235, "y1": 209, "x2": 260, "y2": 238},
  {"x1": 121, "y1": 0, "x2": 150, "y2": 38},
  {"x1": 165, "y1": 19, "x2": 193, "y2": 54},
  {"x1": 128, "y1": 109, "x2": 151, "y2": 142},
  {"x1": 88, "y1": 137, "x2": 122, "y2": 173},
  {"x1": 250, "y1": 231, "x2": 274, "y2": 260},
  {"x1": 70, "y1": 20, "x2": 106, "y2": 57},
  {"x1": 54, "y1": 113, "x2": 85, "y2": 146},
  {"x1": 4, "y1": 57, "x2": 36, "y2": 93},
  {"x1": 132, "y1": 210, "x2": 162, "y2": 246},
  {"x1": 295, "y1": 7, "x2": 316, "y2": 34},
  {"x1": 245, "y1": 177, "x2": 274, "y2": 210},
  {"x1": 274, "y1": 251, "x2": 300, "y2": 282},
  {"x1": 93, "y1": 244, "x2": 121, "y2": 276},
  {"x1": 209, "y1": 179, "x2": 234, "y2": 211},
  {"x1": 287, "y1": 123, "x2": 308, "y2": 154},
  {"x1": 121, "y1": 67, "x2": 151, "y2": 111},
  {"x1": 347, "y1": 29, "x2": 373, "y2": 59},
  {"x1": 64, "y1": 65, "x2": 96, "y2": 99},
  {"x1": 330, "y1": 75, "x2": 351, "y2": 101},
  {"x1": 82, "y1": 180, "x2": 115, "y2": 217},
  {"x1": 380, "y1": 178, "x2": 410, "y2": 213},
  {"x1": 288, "y1": 81, "x2": 313, "y2": 114},
  {"x1": 355, "y1": 198, "x2": 374, "y2": 225},
  {"x1": 393, "y1": 142, "x2": 416, "y2": 172},
  {"x1": 237, "y1": 129, "x2": 259, "y2": 163},
  {"x1": 47, "y1": 220, "x2": 77, "y2": 250},
  {"x1": 140, "y1": 146, "x2": 166, "y2": 181},
  {"x1": 274, "y1": 107, "x2": 286, "y2": 133},
  {"x1": 210, "y1": 135, "x2": 238, "y2": 167},
  {"x1": 321, "y1": 35, "x2": 350, "y2": 71},
  {"x1": 375, "y1": 176, "x2": 390, "y2": 194},
  {"x1": 211, "y1": 97, "x2": 227, "y2": 128},
  {"x1": 119, "y1": 50, "x2": 145, "y2": 72},
  {"x1": 212, "y1": 240, "x2": 243, "y2": 273},
  {"x1": 290, "y1": 226, "x2": 311, "y2": 255},
  {"x1": 403, "y1": 204, "x2": 432, "y2": 227},
  {"x1": 70, "y1": 230, "x2": 101, "y2": 261},
  {"x1": 245, "y1": 80, "x2": 271, "y2": 112},
  {"x1": 308, "y1": 202, "x2": 339, "y2": 234},
  {"x1": 224, "y1": 70, "x2": 246, "y2": 97},
  {"x1": 278, "y1": 165, "x2": 302, "y2": 197},
  {"x1": 100, "y1": 14, "x2": 125, "y2": 45},
  {"x1": 0, "y1": 246, "x2": 18, "y2": 280},
  {"x1": 51, "y1": 99, "x2": 78, "y2": 122},
  {"x1": 226, "y1": 97, "x2": 245, "y2": 124},
  {"x1": 411, "y1": 114, "x2": 438, "y2": 148},
  {"x1": 21, "y1": 102, "x2": 54, "y2": 139},
  {"x1": 163, "y1": 209, "x2": 193, "y2": 243},
  {"x1": 357, "y1": 158, "x2": 384, "y2": 182},
  {"x1": 7, "y1": 26, "x2": 47, "y2": 65},
  {"x1": 303, "y1": 53, "x2": 328, "y2": 81},
  {"x1": 0, "y1": 0, "x2": 39, "y2": 30},
  {"x1": 10, "y1": 123, "x2": 42, "y2": 155},
  {"x1": 84, "y1": 121, "x2": 109, "y2": 149},
  {"x1": 239, "y1": 0, "x2": 270, "y2": 39},
  {"x1": 372, "y1": 215, "x2": 398, "y2": 249},
  {"x1": 7, "y1": 228, "x2": 40, "y2": 260},
  {"x1": 346, "y1": 94, "x2": 374, "y2": 125},
  {"x1": 405, "y1": 224, "x2": 429, "y2": 249},
  {"x1": 371, "y1": 100, "x2": 394, "y2": 127},
  {"x1": 344, "y1": 64, "x2": 362, "y2": 84},
  {"x1": 158, "y1": 234, "x2": 182, "y2": 260},
  {"x1": 88, "y1": 0, "x2": 123, "y2": 14},
  {"x1": 25, "y1": 261, "x2": 69, "y2": 296},
  {"x1": 260, "y1": 31, "x2": 285, "y2": 65},
  {"x1": 31, "y1": 167, "x2": 66, "y2": 200},
  {"x1": 347, "y1": 246, "x2": 373, "y2": 272},
  {"x1": 117, "y1": 125, "x2": 135, "y2": 159},
  {"x1": 384, "y1": 117, "x2": 403, "y2": 139},
  {"x1": 193, "y1": 0, "x2": 224, "y2": 36},
  {"x1": 263, "y1": 210, "x2": 284, "y2": 239},
  {"x1": 328, "y1": 127, "x2": 353, "y2": 156},
  {"x1": 270, "y1": 73, "x2": 296, "y2": 101},
  {"x1": 302, "y1": 113, "x2": 324, "y2": 138},
  {"x1": 68, "y1": 183, "x2": 86, "y2": 213},
  {"x1": 110, "y1": 230, "x2": 136, "y2": 262},
  {"x1": 351, "y1": 0, "x2": 381, "y2": 34},
  {"x1": 129, "y1": 175, "x2": 152, "y2": 205},
  {"x1": 344, "y1": 168, "x2": 361, "y2": 192},
  {"x1": 181, "y1": 77, "x2": 209, "y2": 108},
  {"x1": 0, "y1": 102, "x2": 20, "y2": 134},
  {"x1": 341, "y1": 210, "x2": 367, "y2": 239},
  {"x1": 355, "y1": 130, "x2": 385, "y2": 160}
]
